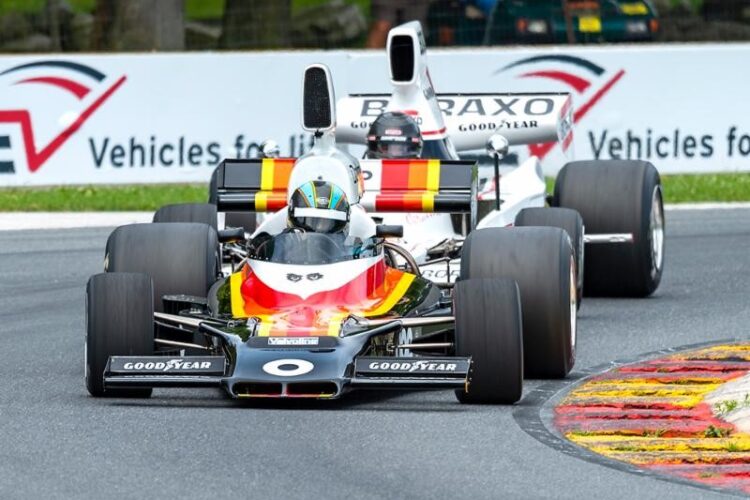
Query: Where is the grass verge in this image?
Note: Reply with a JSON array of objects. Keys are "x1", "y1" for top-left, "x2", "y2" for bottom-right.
[
  {"x1": 0, "y1": 184, "x2": 206, "y2": 211},
  {"x1": 0, "y1": 173, "x2": 748, "y2": 211},
  {"x1": 545, "y1": 172, "x2": 750, "y2": 204}
]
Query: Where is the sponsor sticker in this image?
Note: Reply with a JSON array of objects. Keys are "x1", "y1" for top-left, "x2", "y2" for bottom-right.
[
  {"x1": 108, "y1": 356, "x2": 225, "y2": 375},
  {"x1": 267, "y1": 337, "x2": 319, "y2": 346},
  {"x1": 369, "y1": 360, "x2": 458, "y2": 372},
  {"x1": 262, "y1": 358, "x2": 315, "y2": 377},
  {"x1": 355, "y1": 357, "x2": 470, "y2": 376}
]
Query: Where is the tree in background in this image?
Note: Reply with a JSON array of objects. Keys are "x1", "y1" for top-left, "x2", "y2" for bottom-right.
[
  {"x1": 220, "y1": 0, "x2": 291, "y2": 49},
  {"x1": 92, "y1": 0, "x2": 184, "y2": 51}
]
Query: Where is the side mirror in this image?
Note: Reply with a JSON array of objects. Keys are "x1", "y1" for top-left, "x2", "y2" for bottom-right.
[
  {"x1": 376, "y1": 224, "x2": 404, "y2": 238},
  {"x1": 260, "y1": 139, "x2": 281, "y2": 159},
  {"x1": 486, "y1": 133, "x2": 509, "y2": 159}
]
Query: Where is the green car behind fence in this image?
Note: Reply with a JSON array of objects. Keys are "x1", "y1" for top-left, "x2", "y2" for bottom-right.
[{"x1": 486, "y1": 0, "x2": 659, "y2": 44}]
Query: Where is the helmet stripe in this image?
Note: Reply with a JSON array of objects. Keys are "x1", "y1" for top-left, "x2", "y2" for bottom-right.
[
  {"x1": 329, "y1": 185, "x2": 343, "y2": 209},
  {"x1": 299, "y1": 182, "x2": 315, "y2": 207}
]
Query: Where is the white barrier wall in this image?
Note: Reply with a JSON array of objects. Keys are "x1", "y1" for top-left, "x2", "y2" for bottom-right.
[{"x1": 0, "y1": 43, "x2": 748, "y2": 186}]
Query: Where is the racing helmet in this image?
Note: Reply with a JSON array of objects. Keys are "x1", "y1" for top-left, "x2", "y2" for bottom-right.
[
  {"x1": 366, "y1": 111, "x2": 423, "y2": 159},
  {"x1": 288, "y1": 180, "x2": 350, "y2": 233}
]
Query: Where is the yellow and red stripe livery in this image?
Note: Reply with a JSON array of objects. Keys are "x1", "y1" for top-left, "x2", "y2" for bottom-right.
[
  {"x1": 229, "y1": 260, "x2": 415, "y2": 337},
  {"x1": 253, "y1": 158, "x2": 295, "y2": 211}
]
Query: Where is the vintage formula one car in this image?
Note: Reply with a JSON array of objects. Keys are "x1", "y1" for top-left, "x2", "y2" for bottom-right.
[
  {"x1": 85, "y1": 64, "x2": 578, "y2": 404},
  {"x1": 333, "y1": 21, "x2": 664, "y2": 300},
  {"x1": 219, "y1": 22, "x2": 663, "y2": 302},
  {"x1": 195, "y1": 21, "x2": 661, "y2": 382}
]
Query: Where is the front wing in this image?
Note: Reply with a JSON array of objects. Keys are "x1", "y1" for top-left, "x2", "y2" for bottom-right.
[{"x1": 103, "y1": 322, "x2": 470, "y2": 399}]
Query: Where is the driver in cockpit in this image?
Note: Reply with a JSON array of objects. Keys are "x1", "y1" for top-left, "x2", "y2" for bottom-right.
[
  {"x1": 287, "y1": 180, "x2": 350, "y2": 234},
  {"x1": 365, "y1": 111, "x2": 423, "y2": 160},
  {"x1": 247, "y1": 180, "x2": 357, "y2": 264}
]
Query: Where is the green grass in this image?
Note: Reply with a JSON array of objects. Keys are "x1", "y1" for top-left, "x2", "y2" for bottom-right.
[
  {"x1": 0, "y1": 0, "x2": 95, "y2": 16},
  {"x1": 182, "y1": 0, "x2": 372, "y2": 20},
  {"x1": 704, "y1": 425, "x2": 731, "y2": 438},
  {"x1": 661, "y1": 173, "x2": 750, "y2": 203},
  {"x1": 715, "y1": 399, "x2": 739, "y2": 416},
  {"x1": 0, "y1": 184, "x2": 206, "y2": 211},
  {"x1": 184, "y1": 0, "x2": 225, "y2": 20},
  {"x1": 0, "y1": 0, "x2": 372, "y2": 20},
  {"x1": 546, "y1": 172, "x2": 750, "y2": 205},
  {"x1": 0, "y1": 173, "x2": 748, "y2": 211}
]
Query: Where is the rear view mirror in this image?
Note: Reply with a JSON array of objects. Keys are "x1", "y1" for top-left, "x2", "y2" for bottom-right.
[
  {"x1": 376, "y1": 225, "x2": 404, "y2": 238},
  {"x1": 302, "y1": 64, "x2": 336, "y2": 133},
  {"x1": 486, "y1": 133, "x2": 509, "y2": 159}
]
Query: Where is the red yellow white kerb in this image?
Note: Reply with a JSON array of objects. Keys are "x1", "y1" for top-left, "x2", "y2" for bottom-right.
[{"x1": 555, "y1": 343, "x2": 750, "y2": 494}]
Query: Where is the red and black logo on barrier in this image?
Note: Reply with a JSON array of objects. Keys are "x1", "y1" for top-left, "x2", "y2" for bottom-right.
[
  {"x1": 0, "y1": 60, "x2": 126, "y2": 174},
  {"x1": 496, "y1": 54, "x2": 625, "y2": 160}
]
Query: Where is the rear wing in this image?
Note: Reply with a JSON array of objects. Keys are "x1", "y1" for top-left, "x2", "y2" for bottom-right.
[
  {"x1": 213, "y1": 158, "x2": 295, "y2": 212},
  {"x1": 359, "y1": 159, "x2": 477, "y2": 217},
  {"x1": 213, "y1": 158, "x2": 477, "y2": 219},
  {"x1": 336, "y1": 92, "x2": 573, "y2": 152}
]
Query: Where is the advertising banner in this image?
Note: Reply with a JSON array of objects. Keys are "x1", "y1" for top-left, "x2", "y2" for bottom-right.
[{"x1": 0, "y1": 43, "x2": 748, "y2": 186}]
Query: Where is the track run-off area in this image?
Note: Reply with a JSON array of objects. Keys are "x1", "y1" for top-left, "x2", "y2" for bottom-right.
[{"x1": 0, "y1": 207, "x2": 748, "y2": 499}]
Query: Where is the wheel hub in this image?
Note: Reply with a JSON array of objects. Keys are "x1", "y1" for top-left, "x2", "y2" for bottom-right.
[{"x1": 649, "y1": 186, "x2": 665, "y2": 278}]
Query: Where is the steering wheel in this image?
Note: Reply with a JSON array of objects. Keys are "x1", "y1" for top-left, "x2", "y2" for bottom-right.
[{"x1": 383, "y1": 241, "x2": 421, "y2": 276}]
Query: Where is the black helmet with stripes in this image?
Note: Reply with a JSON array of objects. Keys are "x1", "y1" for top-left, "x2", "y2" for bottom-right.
[{"x1": 366, "y1": 111, "x2": 423, "y2": 159}]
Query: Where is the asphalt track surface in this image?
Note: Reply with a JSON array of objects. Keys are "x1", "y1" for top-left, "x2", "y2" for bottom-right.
[{"x1": 0, "y1": 208, "x2": 748, "y2": 499}]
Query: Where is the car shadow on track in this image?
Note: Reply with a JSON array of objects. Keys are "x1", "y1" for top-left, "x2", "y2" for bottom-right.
[{"x1": 97, "y1": 388, "x2": 466, "y2": 413}]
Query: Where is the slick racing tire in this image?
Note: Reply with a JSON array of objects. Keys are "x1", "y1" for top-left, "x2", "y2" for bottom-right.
[
  {"x1": 153, "y1": 203, "x2": 218, "y2": 232},
  {"x1": 208, "y1": 166, "x2": 257, "y2": 233},
  {"x1": 454, "y1": 278, "x2": 523, "y2": 404},
  {"x1": 553, "y1": 160, "x2": 664, "y2": 297},
  {"x1": 86, "y1": 272, "x2": 153, "y2": 398},
  {"x1": 461, "y1": 227, "x2": 576, "y2": 378},
  {"x1": 104, "y1": 223, "x2": 219, "y2": 312},
  {"x1": 515, "y1": 207, "x2": 584, "y2": 308}
]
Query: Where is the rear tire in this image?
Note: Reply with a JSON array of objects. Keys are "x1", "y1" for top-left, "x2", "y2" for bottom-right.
[
  {"x1": 461, "y1": 227, "x2": 576, "y2": 378},
  {"x1": 515, "y1": 207, "x2": 584, "y2": 308},
  {"x1": 554, "y1": 160, "x2": 664, "y2": 297},
  {"x1": 105, "y1": 223, "x2": 218, "y2": 312},
  {"x1": 153, "y1": 203, "x2": 217, "y2": 232},
  {"x1": 454, "y1": 278, "x2": 523, "y2": 404},
  {"x1": 86, "y1": 272, "x2": 153, "y2": 398}
]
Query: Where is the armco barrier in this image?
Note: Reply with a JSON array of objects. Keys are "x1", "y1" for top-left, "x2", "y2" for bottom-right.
[{"x1": 0, "y1": 44, "x2": 748, "y2": 186}]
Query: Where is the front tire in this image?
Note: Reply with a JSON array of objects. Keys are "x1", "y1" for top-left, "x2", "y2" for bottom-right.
[
  {"x1": 454, "y1": 278, "x2": 523, "y2": 404},
  {"x1": 461, "y1": 227, "x2": 576, "y2": 378},
  {"x1": 86, "y1": 272, "x2": 153, "y2": 398},
  {"x1": 515, "y1": 207, "x2": 584, "y2": 308}
]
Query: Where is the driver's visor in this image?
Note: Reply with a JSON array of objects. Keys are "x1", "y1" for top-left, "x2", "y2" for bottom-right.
[
  {"x1": 293, "y1": 207, "x2": 348, "y2": 221},
  {"x1": 373, "y1": 136, "x2": 420, "y2": 158}
]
